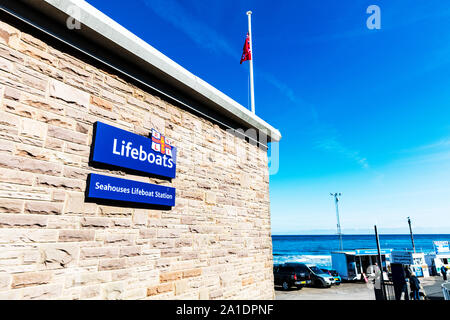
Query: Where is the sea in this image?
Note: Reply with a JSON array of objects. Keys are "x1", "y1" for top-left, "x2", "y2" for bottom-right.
[{"x1": 272, "y1": 234, "x2": 450, "y2": 268}]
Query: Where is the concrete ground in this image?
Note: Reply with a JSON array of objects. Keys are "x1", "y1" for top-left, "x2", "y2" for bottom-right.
[
  {"x1": 275, "y1": 282, "x2": 376, "y2": 300},
  {"x1": 421, "y1": 276, "x2": 445, "y2": 300},
  {"x1": 275, "y1": 276, "x2": 446, "y2": 300}
]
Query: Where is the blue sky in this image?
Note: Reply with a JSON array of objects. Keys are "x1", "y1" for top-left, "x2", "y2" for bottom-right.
[{"x1": 86, "y1": 0, "x2": 450, "y2": 234}]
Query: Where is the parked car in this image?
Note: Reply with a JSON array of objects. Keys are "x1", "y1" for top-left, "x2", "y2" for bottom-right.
[
  {"x1": 273, "y1": 264, "x2": 312, "y2": 290},
  {"x1": 321, "y1": 268, "x2": 342, "y2": 285},
  {"x1": 284, "y1": 263, "x2": 335, "y2": 288}
]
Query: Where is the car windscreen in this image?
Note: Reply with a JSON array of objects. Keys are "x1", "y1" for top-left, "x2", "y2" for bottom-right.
[{"x1": 309, "y1": 266, "x2": 325, "y2": 274}]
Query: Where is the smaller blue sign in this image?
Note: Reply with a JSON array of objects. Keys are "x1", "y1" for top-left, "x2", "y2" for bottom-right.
[
  {"x1": 355, "y1": 249, "x2": 392, "y2": 255},
  {"x1": 86, "y1": 173, "x2": 175, "y2": 207}
]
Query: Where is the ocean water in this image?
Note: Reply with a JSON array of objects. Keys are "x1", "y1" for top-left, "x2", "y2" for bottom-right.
[{"x1": 272, "y1": 234, "x2": 450, "y2": 268}]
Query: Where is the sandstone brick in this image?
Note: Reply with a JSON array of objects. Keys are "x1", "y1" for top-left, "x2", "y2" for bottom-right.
[
  {"x1": 46, "y1": 216, "x2": 79, "y2": 229},
  {"x1": 49, "y1": 79, "x2": 89, "y2": 109},
  {"x1": 3, "y1": 86, "x2": 21, "y2": 101},
  {"x1": 205, "y1": 191, "x2": 216, "y2": 204},
  {"x1": 80, "y1": 247, "x2": 119, "y2": 259},
  {"x1": 100, "y1": 89, "x2": 126, "y2": 106},
  {"x1": 39, "y1": 243, "x2": 79, "y2": 269},
  {"x1": 0, "y1": 21, "x2": 20, "y2": 46},
  {"x1": 36, "y1": 111, "x2": 75, "y2": 129},
  {"x1": 147, "y1": 282, "x2": 173, "y2": 296},
  {"x1": 24, "y1": 201, "x2": 63, "y2": 215},
  {"x1": 64, "y1": 141, "x2": 90, "y2": 157},
  {"x1": 101, "y1": 233, "x2": 135, "y2": 245},
  {"x1": 20, "y1": 72, "x2": 48, "y2": 92},
  {"x1": 36, "y1": 175, "x2": 83, "y2": 191},
  {"x1": 44, "y1": 137, "x2": 64, "y2": 151},
  {"x1": 105, "y1": 76, "x2": 133, "y2": 94},
  {"x1": 112, "y1": 218, "x2": 131, "y2": 228},
  {"x1": 0, "y1": 56, "x2": 14, "y2": 73},
  {"x1": 22, "y1": 94, "x2": 65, "y2": 115},
  {"x1": 0, "y1": 111, "x2": 20, "y2": 128},
  {"x1": 11, "y1": 271, "x2": 53, "y2": 288},
  {"x1": 0, "y1": 273, "x2": 11, "y2": 291},
  {"x1": 98, "y1": 206, "x2": 133, "y2": 216},
  {"x1": 183, "y1": 190, "x2": 204, "y2": 201},
  {"x1": 51, "y1": 190, "x2": 66, "y2": 202},
  {"x1": 183, "y1": 268, "x2": 202, "y2": 279},
  {"x1": 90, "y1": 95, "x2": 113, "y2": 111},
  {"x1": 209, "y1": 289, "x2": 223, "y2": 299},
  {"x1": 59, "y1": 230, "x2": 95, "y2": 242},
  {"x1": 160, "y1": 271, "x2": 182, "y2": 283},
  {"x1": 89, "y1": 105, "x2": 117, "y2": 121},
  {"x1": 119, "y1": 246, "x2": 141, "y2": 257},
  {"x1": 0, "y1": 229, "x2": 58, "y2": 243},
  {"x1": 130, "y1": 210, "x2": 147, "y2": 226},
  {"x1": 199, "y1": 288, "x2": 209, "y2": 300},
  {"x1": 58, "y1": 60, "x2": 90, "y2": 79},
  {"x1": 81, "y1": 285, "x2": 101, "y2": 299},
  {"x1": 0, "y1": 155, "x2": 61, "y2": 175},
  {"x1": 3, "y1": 100, "x2": 37, "y2": 119},
  {"x1": 81, "y1": 217, "x2": 111, "y2": 228},
  {"x1": 62, "y1": 166, "x2": 89, "y2": 180},
  {"x1": 14, "y1": 144, "x2": 47, "y2": 160},
  {"x1": 21, "y1": 283, "x2": 62, "y2": 300},
  {"x1": 98, "y1": 258, "x2": 126, "y2": 271},
  {"x1": 149, "y1": 115, "x2": 165, "y2": 134},
  {"x1": 77, "y1": 272, "x2": 111, "y2": 286},
  {"x1": 20, "y1": 33, "x2": 47, "y2": 51},
  {"x1": 139, "y1": 228, "x2": 156, "y2": 239},
  {"x1": 0, "y1": 214, "x2": 47, "y2": 228},
  {"x1": 157, "y1": 228, "x2": 183, "y2": 238},
  {"x1": 0, "y1": 199, "x2": 23, "y2": 213},
  {"x1": 242, "y1": 277, "x2": 254, "y2": 286},
  {"x1": 64, "y1": 192, "x2": 95, "y2": 214},
  {"x1": 47, "y1": 125, "x2": 87, "y2": 145},
  {"x1": 175, "y1": 279, "x2": 188, "y2": 295}
]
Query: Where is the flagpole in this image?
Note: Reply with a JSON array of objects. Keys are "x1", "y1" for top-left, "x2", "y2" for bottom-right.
[{"x1": 247, "y1": 11, "x2": 255, "y2": 114}]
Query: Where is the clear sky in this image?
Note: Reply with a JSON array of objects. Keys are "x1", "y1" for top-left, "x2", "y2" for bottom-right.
[{"x1": 86, "y1": 0, "x2": 450, "y2": 234}]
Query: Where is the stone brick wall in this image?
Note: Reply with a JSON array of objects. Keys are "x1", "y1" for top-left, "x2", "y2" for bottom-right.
[{"x1": 0, "y1": 19, "x2": 274, "y2": 299}]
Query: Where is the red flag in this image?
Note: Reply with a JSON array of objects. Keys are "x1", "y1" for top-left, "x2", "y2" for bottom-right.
[{"x1": 240, "y1": 33, "x2": 252, "y2": 64}]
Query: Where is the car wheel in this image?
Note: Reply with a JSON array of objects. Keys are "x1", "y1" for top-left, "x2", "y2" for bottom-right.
[
  {"x1": 314, "y1": 279, "x2": 323, "y2": 288},
  {"x1": 296, "y1": 285, "x2": 303, "y2": 290},
  {"x1": 282, "y1": 281, "x2": 290, "y2": 290}
]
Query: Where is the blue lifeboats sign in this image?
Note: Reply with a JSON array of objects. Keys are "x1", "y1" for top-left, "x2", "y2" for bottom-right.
[
  {"x1": 86, "y1": 173, "x2": 175, "y2": 207},
  {"x1": 91, "y1": 122, "x2": 177, "y2": 179}
]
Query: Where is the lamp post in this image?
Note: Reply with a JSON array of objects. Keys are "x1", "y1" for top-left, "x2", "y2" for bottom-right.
[
  {"x1": 330, "y1": 193, "x2": 343, "y2": 251},
  {"x1": 374, "y1": 225, "x2": 387, "y2": 300},
  {"x1": 407, "y1": 217, "x2": 416, "y2": 253}
]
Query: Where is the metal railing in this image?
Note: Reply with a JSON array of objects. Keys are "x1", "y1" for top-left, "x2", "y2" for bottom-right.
[{"x1": 443, "y1": 282, "x2": 450, "y2": 300}]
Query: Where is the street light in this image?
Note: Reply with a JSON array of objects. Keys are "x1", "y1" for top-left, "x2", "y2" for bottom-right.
[
  {"x1": 407, "y1": 217, "x2": 416, "y2": 253},
  {"x1": 330, "y1": 192, "x2": 343, "y2": 251}
]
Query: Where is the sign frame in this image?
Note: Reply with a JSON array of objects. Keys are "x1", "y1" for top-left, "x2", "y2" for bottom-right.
[
  {"x1": 86, "y1": 173, "x2": 176, "y2": 207},
  {"x1": 90, "y1": 121, "x2": 177, "y2": 179}
]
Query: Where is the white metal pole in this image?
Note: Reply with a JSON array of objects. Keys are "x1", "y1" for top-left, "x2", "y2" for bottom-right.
[
  {"x1": 247, "y1": 11, "x2": 255, "y2": 114},
  {"x1": 335, "y1": 196, "x2": 343, "y2": 251}
]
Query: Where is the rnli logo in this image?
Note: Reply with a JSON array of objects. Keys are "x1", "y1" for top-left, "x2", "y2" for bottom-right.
[{"x1": 151, "y1": 129, "x2": 173, "y2": 157}]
